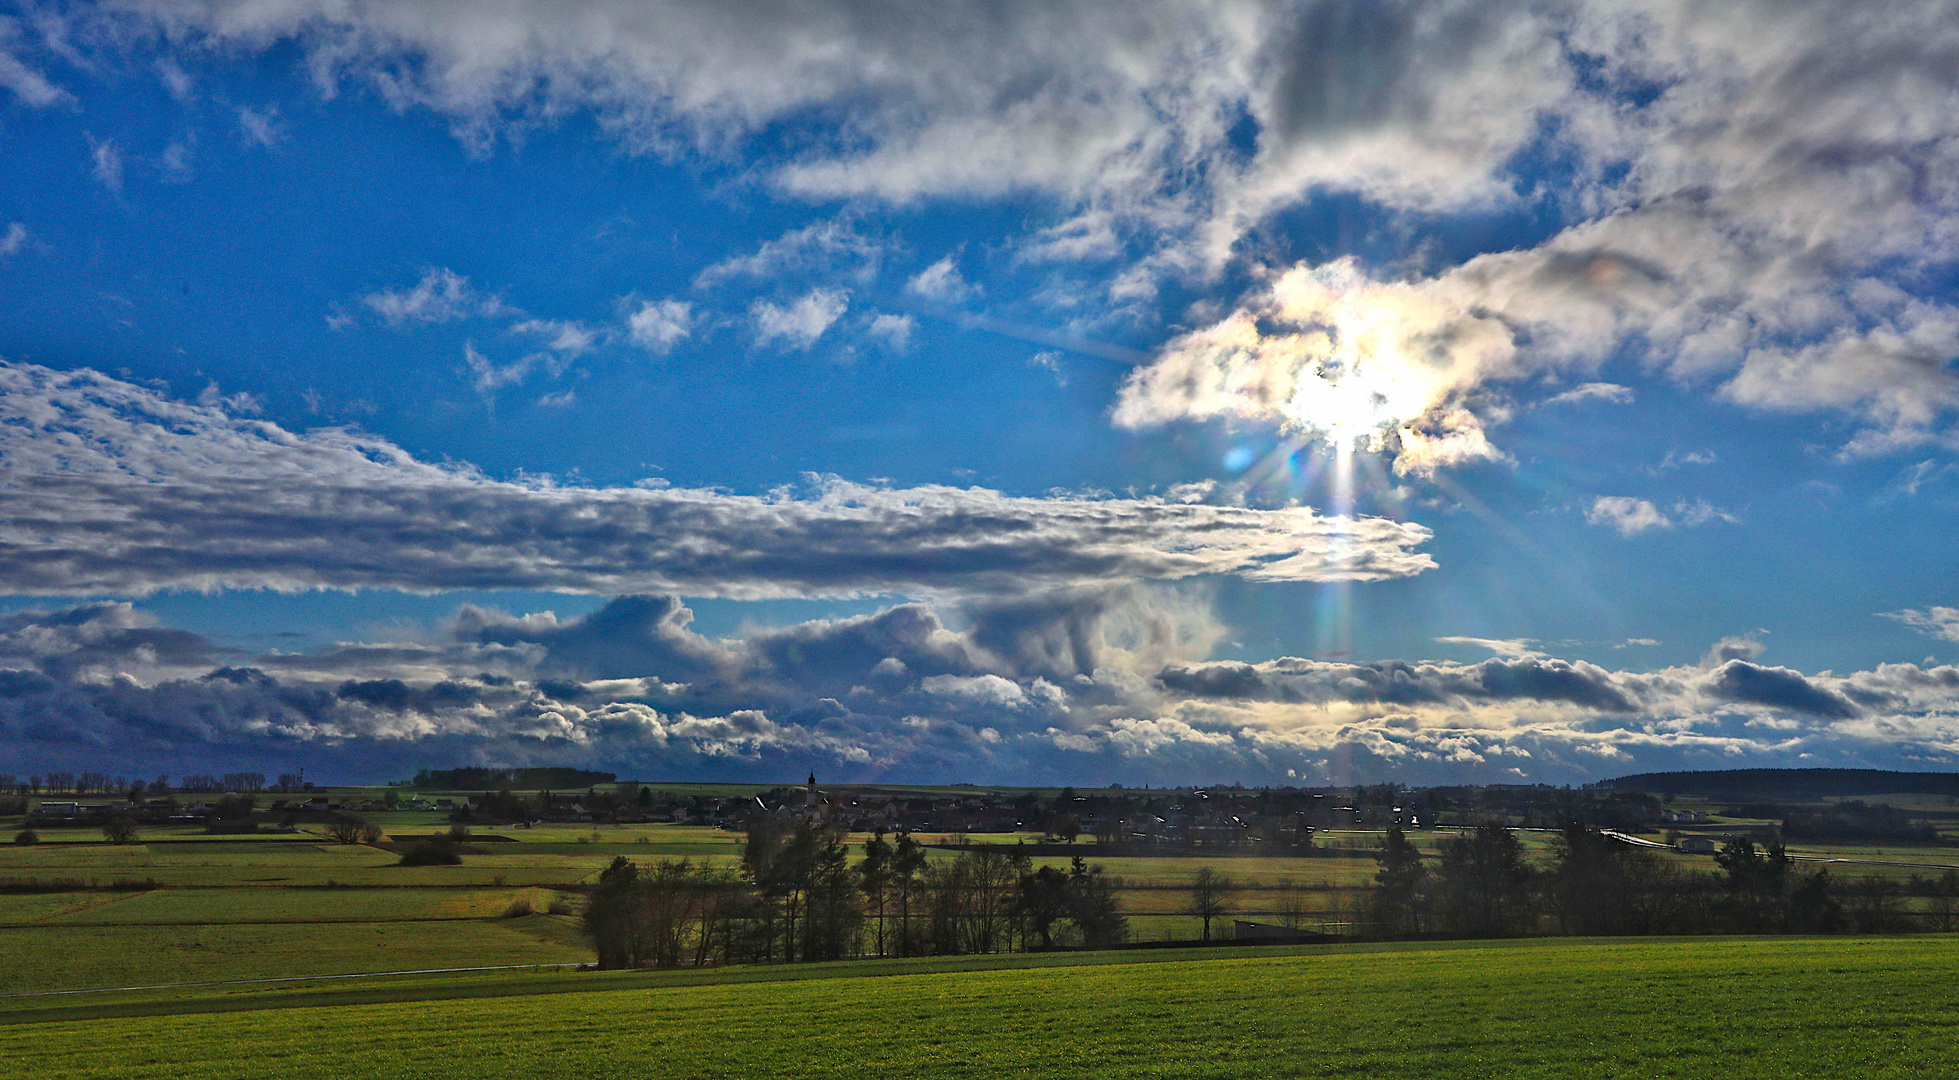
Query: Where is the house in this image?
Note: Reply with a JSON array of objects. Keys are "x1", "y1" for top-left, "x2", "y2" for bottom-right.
[{"x1": 1677, "y1": 837, "x2": 1719, "y2": 854}]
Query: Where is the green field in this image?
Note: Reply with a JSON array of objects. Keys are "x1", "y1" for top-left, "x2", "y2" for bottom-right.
[{"x1": 3, "y1": 937, "x2": 1956, "y2": 1078}]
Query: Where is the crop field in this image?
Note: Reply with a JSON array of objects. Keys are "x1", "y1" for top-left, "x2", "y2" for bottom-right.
[{"x1": 3, "y1": 936, "x2": 1956, "y2": 1078}]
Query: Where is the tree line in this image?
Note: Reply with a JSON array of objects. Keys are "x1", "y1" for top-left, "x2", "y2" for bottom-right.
[
  {"x1": 582, "y1": 817, "x2": 1127, "y2": 969},
  {"x1": 1368, "y1": 823, "x2": 1959, "y2": 939}
]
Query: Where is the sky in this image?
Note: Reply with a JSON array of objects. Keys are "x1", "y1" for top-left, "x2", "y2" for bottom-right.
[{"x1": 3, "y1": 0, "x2": 1959, "y2": 788}]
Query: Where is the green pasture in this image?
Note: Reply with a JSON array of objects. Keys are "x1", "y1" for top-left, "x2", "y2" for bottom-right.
[
  {"x1": 4, "y1": 936, "x2": 1956, "y2": 1078},
  {"x1": 0, "y1": 915, "x2": 589, "y2": 996},
  {"x1": 24, "y1": 885, "x2": 564, "y2": 925}
]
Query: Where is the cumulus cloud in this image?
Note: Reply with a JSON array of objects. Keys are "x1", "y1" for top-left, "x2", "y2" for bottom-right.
[
  {"x1": 1587, "y1": 497, "x2": 1671, "y2": 536},
  {"x1": 867, "y1": 313, "x2": 914, "y2": 351},
  {"x1": 626, "y1": 299, "x2": 692, "y2": 353},
  {"x1": 751, "y1": 289, "x2": 848, "y2": 351},
  {"x1": 0, "y1": 222, "x2": 26, "y2": 257},
  {"x1": 0, "y1": 361, "x2": 1434, "y2": 598},
  {"x1": 906, "y1": 256, "x2": 979, "y2": 305}
]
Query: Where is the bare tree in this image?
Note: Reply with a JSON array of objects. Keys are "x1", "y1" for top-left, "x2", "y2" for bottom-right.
[
  {"x1": 325, "y1": 815, "x2": 383, "y2": 844},
  {"x1": 102, "y1": 817, "x2": 140, "y2": 845},
  {"x1": 1187, "y1": 866, "x2": 1235, "y2": 942}
]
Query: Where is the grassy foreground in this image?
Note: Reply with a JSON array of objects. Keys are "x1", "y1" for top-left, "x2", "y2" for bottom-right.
[{"x1": 4, "y1": 936, "x2": 1957, "y2": 1079}]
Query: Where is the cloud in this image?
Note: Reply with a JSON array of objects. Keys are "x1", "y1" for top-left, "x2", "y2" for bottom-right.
[
  {"x1": 362, "y1": 268, "x2": 507, "y2": 326},
  {"x1": 237, "y1": 105, "x2": 281, "y2": 147},
  {"x1": 510, "y1": 318, "x2": 600, "y2": 356},
  {"x1": 1028, "y1": 351, "x2": 1067, "y2": 387},
  {"x1": 626, "y1": 299, "x2": 692, "y2": 353},
  {"x1": 0, "y1": 19, "x2": 71, "y2": 107},
  {"x1": 1434, "y1": 636, "x2": 1540, "y2": 659},
  {"x1": 1587, "y1": 497, "x2": 1671, "y2": 536},
  {"x1": 0, "y1": 223, "x2": 25, "y2": 257},
  {"x1": 1701, "y1": 637, "x2": 1765, "y2": 668},
  {"x1": 906, "y1": 256, "x2": 979, "y2": 305},
  {"x1": 6, "y1": 600, "x2": 1959, "y2": 785},
  {"x1": 24, "y1": 3, "x2": 1954, "y2": 460},
  {"x1": 87, "y1": 135, "x2": 122, "y2": 192},
  {"x1": 1705, "y1": 660, "x2": 1861, "y2": 720},
  {"x1": 0, "y1": 361, "x2": 1436, "y2": 599},
  {"x1": 752, "y1": 289, "x2": 848, "y2": 351},
  {"x1": 1671, "y1": 497, "x2": 1739, "y2": 527},
  {"x1": 696, "y1": 220, "x2": 882, "y2": 288},
  {"x1": 1883, "y1": 607, "x2": 1959, "y2": 643},
  {"x1": 1543, "y1": 383, "x2": 1633, "y2": 407},
  {"x1": 1657, "y1": 450, "x2": 1717, "y2": 472},
  {"x1": 867, "y1": 313, "x2": 914, "y2": 352}
]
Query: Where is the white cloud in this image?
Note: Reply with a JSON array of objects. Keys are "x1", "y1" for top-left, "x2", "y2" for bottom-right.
[
  {"x1": 752, "y1": 289, "x2": 848, "y2": 351},
  {"x1": 362, "y1": 268, "x2": 506, "y2": 326},
  {"x1": 1543, "y1": 382, "x2": 1633, "y2": 407},
  {"x1": 695, "y1": 219, "x2": 881, "y2": 288},
  {"x1": 1671, "y1": 497, "x2": 1739, "y2": 527},
  {"x1": 1029, "y1": 350, "x2": 1067, "y2": 387},
  {"x1": 87, "y1": 135, "x2": 122, "y2": 192},
  {"x1": 0, "y1": 223, "x2": 25, "y2": 257},
  {"x1": 1883, "y1": 607, "x2": 1959, "y2": 643},
  {"x1": 511, "y1": 318, "x2": 600, "y2": 356},
  {"x1": 0, "y1": 22, "x2": 70, "y2": 108},
  {"x1": 626, "y1": 299, "x2": 692, "y2": 353},
  {"x1": 867, "y1": 313, "x2": 913, "y2": 352},
  {"x1": 237, "y1": 105, "x2": 281, "y2": 147},
  {"x1": 0, "y1": 361, "x2": 1437, "y2": 599},
  {"x1": 905, "y1": 256, "x2": 979, "y2": 305},
  {"x1": 1587, "y1": 496, "x2": 1672, "y2": 536},
  {"x1": 1434, "y1": 636, "x2": 1541, "y2": 659}
]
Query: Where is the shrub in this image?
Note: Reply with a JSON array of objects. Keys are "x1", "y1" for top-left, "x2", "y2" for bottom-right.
[
  {"x1": 398, "y1": 839, "x2": 462, "y2": 866},
  {"x1": 547, "y1": 895, "x2": 576, "y2": 916},
  {"x1": 447, "y1": 823, "x2": 472, "y2": 843},
  {"x1": 102, "y1": 817, "x2": 140, "y2": 845},
  {"x1": 11, "y1": 829, "x2": 37, "y2": 846},
  {"x1": 502, "y1": 898, "x2": 535, "y2": 918}
]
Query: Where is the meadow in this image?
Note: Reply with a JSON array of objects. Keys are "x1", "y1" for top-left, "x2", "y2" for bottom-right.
[
  {"x1": 2, "y1": 936, "x2": 1955, "y2": 1078},
  {"x1": 8, "y1": 807, "x2": 1956, "y2": 997}
]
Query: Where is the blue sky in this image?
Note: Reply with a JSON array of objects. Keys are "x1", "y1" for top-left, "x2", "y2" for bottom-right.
[{"x1": 3, "y1": 1, "x2": 1958, "y2": 787}]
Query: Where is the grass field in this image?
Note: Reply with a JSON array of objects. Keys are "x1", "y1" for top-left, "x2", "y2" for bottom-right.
[{"x1": 2, "y1": 936, "x2": 1955, "y2": 1078}]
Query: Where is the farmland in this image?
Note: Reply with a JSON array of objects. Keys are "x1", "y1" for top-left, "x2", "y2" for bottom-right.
[
  {"x1": 8, "y1": 792, "x2": 1959, "y2": 997},
  {"x1": 3, "y1": 936, "x2": 1957, "y2": 1078}
]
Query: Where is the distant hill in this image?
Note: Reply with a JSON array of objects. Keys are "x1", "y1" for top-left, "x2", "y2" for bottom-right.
[{"x1": 1599, "y1": 768, "x2": 1959, "y2": 801}]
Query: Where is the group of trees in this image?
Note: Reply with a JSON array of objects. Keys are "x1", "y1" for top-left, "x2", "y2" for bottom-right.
[
  {"x1": 582, "y1": 818, "x2": 1127, "y2": 969},
  {"x1": 1368, "y1": 823, "x2": 1954, "y2": 939}
]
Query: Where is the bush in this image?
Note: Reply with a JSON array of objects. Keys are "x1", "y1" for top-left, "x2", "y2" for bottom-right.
[
  {"x1": 11, "y1": 829, "x2": 36, "y2": 846},
  {"x1": 502, "y1": 898, "x2": 535, "y2": 918},
  {"x1": 447, "y1": 823, "x2": 472, "y2": 843},
  {"x1": 398, "y1": 839, "x2": 462, "y2": 866},
  {"x1": 547, "y1": 895, "x2": 576, "y2": 916},
  {"x1": 101, "y1": 818, "x2": 140, "y2": 844}
]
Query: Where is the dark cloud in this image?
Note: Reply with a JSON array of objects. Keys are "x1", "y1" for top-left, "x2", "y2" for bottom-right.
[
  {"x1": 1155, "y1": 655, "x2": 1637, "y2": 711},
  {"x1": 1705, "y1": 660, "x2": 1862, "y2": 720}
]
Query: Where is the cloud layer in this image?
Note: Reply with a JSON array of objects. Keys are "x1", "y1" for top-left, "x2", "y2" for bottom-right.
[
  {"x1": 0, "y1": 362, "x2": 1433, "y2": 598},
  {"x1": 5, "y1": 597, "x2": 1959, "y2": 786}
]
